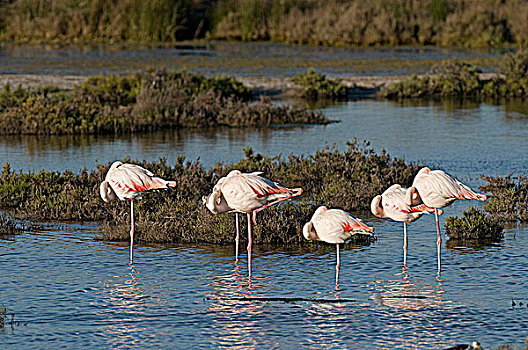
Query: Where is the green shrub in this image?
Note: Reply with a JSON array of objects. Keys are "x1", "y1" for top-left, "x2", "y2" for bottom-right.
[
  {"x1": 0, "y1": 141, "x2": 419, "y2": 244},
  {"x1": 291, "y1": 68, "x2": 347, "y2": 101},
  {"x1": 445, "y1": 207, "x2": 504, "y2": 240},
  {"x1": 381, "y1": 51, "x2": 528, "y2": 99},
  {"x1": 0, "y1": 70, "x2": 325, "y2": 134},
  {"x1": 479, "y1": 173, "x2": 528, "y2": 223}
]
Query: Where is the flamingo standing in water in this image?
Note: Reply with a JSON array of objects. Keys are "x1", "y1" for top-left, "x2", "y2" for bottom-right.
[
  {"x1": 371, "y1": 184, "x2": 442, "y2": 268},
  {"x1": 203, "y1": 170, "x2": 303, "y2": 276},
  {"x1": 303, "y1": 206, "x2": 374, "y2": 286},
  {"x1": 405, "y1": 167, "x2": 487, "y2": 272},
  {"x1": 100, "y1": 161, "x2": 177, "y2": 262}
]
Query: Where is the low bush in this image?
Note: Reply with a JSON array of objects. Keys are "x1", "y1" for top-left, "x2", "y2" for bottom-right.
[
  {"x1": 381, "y1": 51, "x2": 528, "y2": 99},
  {"x1": 291, "y1": 68, "x2": 347, "y2": 101},
  {"x1": 0, "y1": 70, "x2": 327, "y2": 135},
  {"x1": 445, "y1": 207, "x2": 504, "y2": 240},
  {"x1": 479, "y1": 173, "x2": 528, "y2": 223},
  {"x1": 0, "y1": 141, "x2": 419, "y2": 245}
]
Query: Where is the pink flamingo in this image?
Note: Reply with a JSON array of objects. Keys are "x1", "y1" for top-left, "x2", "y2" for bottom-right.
[
  {"x1": 100, "y1": 161, "x2": 177, "y2": 262},
  {"x1": 203, "y1": 170, "x2": 303, "y2": 276},
  {"x1": 371, "y1": 184, "x2": 442, "y2": 268},
  {"x1": 405, "y1": 167, "x2": 487, "y2": 272},
  {"x1": 303, "y1": 206, "x2": 374, "y2": 286}
]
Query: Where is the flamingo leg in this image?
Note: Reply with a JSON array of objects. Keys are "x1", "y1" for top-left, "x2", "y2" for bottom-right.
[
  {"x1": 435, "y1": 209, "x2": 442, "y2": 273},
  {"x1": 251, "y1": 191, "x2": 302, "y2": 225},
  {"x1": 403, "y1": 222, "x2": 408, "y2": 268},
  {"x1": 247, "y1": 213, "x2": 253, "y2": 277},
  {"x1": 335, "y1": 243, "x2": 340, "y2": 287},
  {"x1": 235, "y1": 213, "x2": 240, "y2": 263},
  {"x1": 130, "y1": 198, "x2": 134, "y2": 263}
]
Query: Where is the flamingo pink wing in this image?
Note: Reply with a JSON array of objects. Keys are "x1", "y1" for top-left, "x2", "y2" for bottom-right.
[{"x1": 108, "y1": 164, "x2": 173, "y2": 198}]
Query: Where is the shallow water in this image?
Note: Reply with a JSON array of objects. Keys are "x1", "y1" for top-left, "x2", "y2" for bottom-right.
[
  {"x1": 1, "y1": 219, "x2": 527, "y2": 349},
  {"x1": 2, "y1": 41, "x2": 528, "y2": 348},
  {"x1": 1, "y1": 97, "x2": 528, "y2": 348},
  {"x1": 0, "y1": 42, "x2": 512, "y2": 77},
  {"x1": 1, "y1": 99, "x2": 526, "y2": 182}
]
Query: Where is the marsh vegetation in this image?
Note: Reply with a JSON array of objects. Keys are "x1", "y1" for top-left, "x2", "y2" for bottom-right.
[
  {"x1": 0, "y1": 141, "x2": 420, "y2": 244},
  {"x1": 381, "y1": 51, "x2": 528, "y2": 99},
  {"x1": 2, "y1": 0, "x2": 528, "y2": 47},
  {"x1": 0, "y1": 70, "x2": 328, "y2": 135}
]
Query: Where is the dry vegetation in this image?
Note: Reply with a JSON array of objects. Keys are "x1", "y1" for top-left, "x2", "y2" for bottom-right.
[
  {"x1": 1, "y1": 0, "x2": 528, "y2": 46},
  {"x1": 213, "y1": 0, "x2": 528, "y2": 46}
]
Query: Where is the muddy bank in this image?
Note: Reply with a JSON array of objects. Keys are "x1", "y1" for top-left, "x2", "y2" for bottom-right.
[{"x1": 1, "y1": 73, "x2": 499, "y2": 100}]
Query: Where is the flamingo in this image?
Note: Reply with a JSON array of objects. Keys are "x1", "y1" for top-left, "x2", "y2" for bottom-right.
[
  {"x1": 303, "y1": 206, "x2": 374, "y2": 286},
  {"x1": 100, "y1": 161, "x2": 177, "y2": 262},
  {"x1": 203, "y1": 170, "x2": 303, "y2": 276},
  {"x1": 371, "y1": 184, "x2": 442, "y2": 268},
  {"x1": 405, "y1": 167, "x2": 487, "y2": 272}
]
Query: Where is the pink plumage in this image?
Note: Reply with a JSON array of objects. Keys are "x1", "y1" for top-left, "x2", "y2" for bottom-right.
[
  {"x1": 371, "y1": 184, "x2": 440, "y2": 268},
  {"x1": 303, "y1": 206, "x2": 374, "y2": 244},
  {"x1": 205, "y1": 170, "x2": 302, "y2": 214},
  {"x1": 303, "y1": 206, "x2": 374, "y2": 286},
  {"x1": 100, "y1": 161, "x2": 177, "y2": 262},
  {"x1": 100, "y1": 162, "x2": 176, "y2": 201},
  {"x1": 406, "y1": 167, "x2": 487, "y2": 209},
  {"x1": 204, "y1": 169, "x2": 302, "y2": 276},
  {"x1": 371, "y1": 184, "x2": 439, "y2": 224},
  {"x1": 404, "y1": 167, "x2": 487, "y2": 273}
]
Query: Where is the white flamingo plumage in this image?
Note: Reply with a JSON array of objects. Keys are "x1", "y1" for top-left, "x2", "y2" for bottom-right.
[
  {"x1": 100, "y1": 161, "x2": 177, "y2": 262},
  {"x1": 203, "y1": 170, "x2": 303, "y2": 276},
  {"x1": 303, "y1": 206, "x2": 374, "y2": 286},
  {"x1": 405, "y1": 167, "x2": 487, "y2": 272},
  {"x1": 371, "y1": 184, "x2": 442, "y2": 268}
]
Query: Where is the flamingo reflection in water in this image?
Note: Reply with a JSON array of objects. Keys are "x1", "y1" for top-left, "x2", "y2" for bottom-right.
[
  {"x1": 100, "y1": 161, "x2": 177, "y2": 263},
  {"x1": 203, "y1": 170, "x2": 303, "y2": 276},
  {"x1": 371, "y1": 184, "x2": 442, "y2": 268},
  {"x1": 405, "y1": 167, "x2": 487, "y2": 273},
  {"x1": 303, "y1": 206, "x2": 374, "y2": 286}
]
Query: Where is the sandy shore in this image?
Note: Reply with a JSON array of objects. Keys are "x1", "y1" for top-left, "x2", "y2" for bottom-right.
[
  {"x1": 0, "y1": 73, "x2": 405, "y2": 97},
  {"x1": 0, "y1": 73, "x2": 497, "y2": 99}
]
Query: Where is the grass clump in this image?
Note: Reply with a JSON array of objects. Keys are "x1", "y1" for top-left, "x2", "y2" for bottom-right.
[
  {"x1": 381, "y1": 50, "x2": 528, "y2": 99},
  {"x1": 0, "y1": 70, "x2": 327, "y2": 135},
  {"x1": 0, "y1": 141, "x2": 419, "y2": 245},
  {"x1": 445, "y1": 207, "x2": 504, "y2": 240},
  {"x1": 291, "y1": 68, "x2": 347, "y2": 101}
]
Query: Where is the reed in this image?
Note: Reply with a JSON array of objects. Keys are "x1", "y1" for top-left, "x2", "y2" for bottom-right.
[
  {"x1": 0, "y1": 0, "x2": 206, "y2": 42},
  {"x1": 2, "y1": 0, "x2": 528, "y2": 46},
  {"x1": 212, "y1": 0, "x2": 528, "y2": 47}
]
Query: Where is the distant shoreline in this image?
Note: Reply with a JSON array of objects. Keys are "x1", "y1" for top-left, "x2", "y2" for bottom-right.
[{"x1": 0, "y1": 73, "x2": 498, "y2": 100}]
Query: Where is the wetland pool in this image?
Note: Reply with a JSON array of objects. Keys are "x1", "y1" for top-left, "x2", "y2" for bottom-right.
[{"x1": 1, "y1": 98, "x2": 528, "y2": 349}]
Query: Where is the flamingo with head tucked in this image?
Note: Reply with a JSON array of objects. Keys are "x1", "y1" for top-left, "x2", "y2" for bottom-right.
[
  {"x1": 203, "y1": 170, "x2": 303, "y2": 276},
  {"x1": 100, "y1": 161, "x2": 177, "y2": 262},
  {"x1": 371, "y1": 184, "x2": 442, "y2": 268},
  {"x1": 405, "y1": 167, "x2": 487, "y2": 272},
  {"x1": 303, "y1": 206, "x2": 374, "y2": 286}
]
